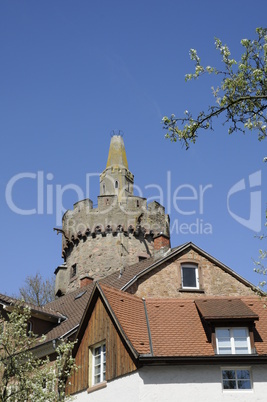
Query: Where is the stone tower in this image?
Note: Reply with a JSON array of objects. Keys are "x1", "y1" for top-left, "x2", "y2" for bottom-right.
[{"x1": 55, "y1": 134, "x2": 170, "y2": 296}]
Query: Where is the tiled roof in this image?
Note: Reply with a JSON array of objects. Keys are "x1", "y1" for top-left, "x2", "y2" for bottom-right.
[
  {"x1": 42, "y1": 283, "x2": 94, "y2": 341},
  {"x1": 242, "y1": 297, "x2": 267, "y2": 355},
  {"x1": 0, "y1": 293, "x2": 64, "y2": 321},
  {"x1": 145, "y1": 298, "x2": 214, "y2": 356},
  {"x1": 195, "y1": 298, "x2": 259, "y2": 320},
  {"x1": 99, "y1": 257, "x2": 158, "y2": 290},
  {"x1": 97, "y1": 285, "x2": 267, "y2": 358},
  {"x1": 0, "y1": 293, "x2": 15, "y2": 305},
  {"x1": 99, "y1": 284, "x2": 150, "y2": 355}
]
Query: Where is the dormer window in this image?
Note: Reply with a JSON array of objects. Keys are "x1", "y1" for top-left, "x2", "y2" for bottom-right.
[
  {"x1": 181, "y1": 264, "x2": 199, "y2": 289},
  {"x1": 216, "y1": 327, "x2": 251, "y2": 355}
]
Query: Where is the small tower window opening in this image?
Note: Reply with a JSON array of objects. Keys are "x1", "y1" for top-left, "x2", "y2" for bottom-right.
[
  {"x1": 103, "y1": 183, "x2": 105, "y2": 194},
  {"x1": 137, "y1": 200, "x2": 140, "y2": 207},
  {"x1": 71, "y1": 264, "x2": 77, "y2": 278},
  {"x1": 115, "y1": 180, "x2": 119, "y2": 189}
]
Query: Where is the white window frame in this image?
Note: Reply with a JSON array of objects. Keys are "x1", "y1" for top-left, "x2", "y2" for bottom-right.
[
  {"x1": 216, "y1": 327, "x2": 251, "y2": 355},
  {"x1": 221, "y1": 367, "x2": 252, "y2": 391},
  {"x1": 181, "y1": 264, "x2": 199, "y2": 289},
  {"x1": 91, "y1": 342, "x2": 106, "y2": 386}
]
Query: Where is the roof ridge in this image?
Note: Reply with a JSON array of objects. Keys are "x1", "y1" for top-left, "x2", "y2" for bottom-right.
[{"x1": 99, "y1": 283, "x2": 144, "y2": 302}]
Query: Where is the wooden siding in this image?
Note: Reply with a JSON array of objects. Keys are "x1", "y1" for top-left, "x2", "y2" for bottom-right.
[{"x1": 67, "y1": 297, "x2": 137, "y2": 395}]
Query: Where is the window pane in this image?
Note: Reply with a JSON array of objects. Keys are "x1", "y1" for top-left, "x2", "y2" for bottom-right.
[
  {"x1": 182, "y1": 267, "x2": 196, "y2": 287},
  {"x1": 234, "y1": 338, "x2": 248, "y2": 347},
  {"x1": 218, "y1": 347, "x2": 232, "y2": 354},
  {"x1": 94, "y1": 365, "x2": 101, "y2": 375},
  {"x1": 235, "y1": 347, "x2": 249, "y2": 354},
  {"x1": 94, "y1": 355, "x2": 101, "y2": 365},
  {"x1": 238, "y1": 380, "x2": 251, "y2": 389},
  {"x1": 237, "y1": 370, "x2": 250, "y2": 380},
  {"x1": 217, "y1": 329, "x2": 231, "y2": 354},
  {"x1": 218, "y1": 339, "x2": 231, "y2": 348},
  {"x1": 94, "y1": 346, "x2": 101, "y2": 356},
  {"x1": 234, "y1": 338, "x2": 248, "y2": 354},
  {"x1": 217, "y1": 329, "x2": 230, "y2": 337},
  {"x1": 222, "y1": 370, "x2": 235, "y2": 380},
  {"x1": 223, "y1": 380, "x2": 236, "y2": 389},
  {"x1": 233, "y1": 328, "x2": 247, "y2": 338},
  {"x1": 94, "y1": 374, "x2": 101, "y2": 384}
]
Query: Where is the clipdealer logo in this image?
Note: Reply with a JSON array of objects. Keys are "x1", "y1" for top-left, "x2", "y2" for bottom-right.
[
  {"x1": 227, "y1": 170, "x2": 262, "y2": 232},
  {"x1": 4, "y1": 170, "x2": 262, "y2": 233}
]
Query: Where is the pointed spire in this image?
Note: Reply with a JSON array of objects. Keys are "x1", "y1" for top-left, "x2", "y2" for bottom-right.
[
  {"x1": 100, "y1": 133, "x2": 134, "y2": 200},
  {"x1": 106, "y1": 134, "x2": 129, "y2": 169}
]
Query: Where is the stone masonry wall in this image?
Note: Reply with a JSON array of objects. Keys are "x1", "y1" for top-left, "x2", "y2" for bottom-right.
[
  {"x1": 56, "y1": 197, "x2": 169, "y2": 295},
  {"x1": 65, "y1": 232, "x2": 154, "y2": 293},
  {"x1": 127, "y1": 249, "x2": 256, "y2": 298}
]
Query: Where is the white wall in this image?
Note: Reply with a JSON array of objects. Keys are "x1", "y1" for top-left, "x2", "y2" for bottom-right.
[{"x1": 73, "y1": 364, "x2": 267, "y2": 402}]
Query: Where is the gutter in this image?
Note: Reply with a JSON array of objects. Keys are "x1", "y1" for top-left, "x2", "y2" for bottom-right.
[
  {"x1": 59, "y1": 324, "x2": 79, "y2": 340},
  {"x1": 138, "y1": 354, "x2": 267, "y2": 366}
]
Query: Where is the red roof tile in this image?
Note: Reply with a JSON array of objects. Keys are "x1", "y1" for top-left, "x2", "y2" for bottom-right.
[
  {"x1": 100, "y1": 284, "x2": 150, "y2": 355},
  {"x1": 98, "y1": 287, "x2": 267, "y2": 358},
  {"x1": 146, "y1": 298, "x2": 214, "y2": 356}
]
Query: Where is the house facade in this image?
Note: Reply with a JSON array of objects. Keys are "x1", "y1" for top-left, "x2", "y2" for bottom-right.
[{"x1": 2, "y1": 133, "x2": 267, "y2": 401}]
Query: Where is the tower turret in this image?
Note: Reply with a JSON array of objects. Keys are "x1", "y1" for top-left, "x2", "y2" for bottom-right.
[
  {"x1": 54, "y1": 133, "x2": 170, "y2": 296},
  {"x1": 100, "y1": 134, "x2": 134, "y2": 200}
]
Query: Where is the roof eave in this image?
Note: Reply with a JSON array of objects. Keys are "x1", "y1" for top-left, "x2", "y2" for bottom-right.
[{"x1": 139, "y1": 354, "x2": 267, "y2": 366}]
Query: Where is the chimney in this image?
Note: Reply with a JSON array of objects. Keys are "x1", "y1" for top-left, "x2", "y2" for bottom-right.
[
  {"x1": 153, "y1": 233, "x2": 170, "y2": 259},
  {"x1": 80, "y1": 275, "x2": 94, "y2": 288}
]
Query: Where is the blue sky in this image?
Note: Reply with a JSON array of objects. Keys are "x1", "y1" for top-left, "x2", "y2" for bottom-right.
[{"x1": 1, "y1": 0, "x2": 266, "y2": 296}]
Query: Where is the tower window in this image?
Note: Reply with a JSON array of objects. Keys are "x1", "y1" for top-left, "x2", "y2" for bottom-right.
[
  {"x1": 71, "y1": 264, "x2": 77, "y2": 278},
  {"x1": 103, "y1": 183, "x2": 105, "y2": 194},
  {"x1": 115, "y1": 180, "x2": 118, "y2": 189}
]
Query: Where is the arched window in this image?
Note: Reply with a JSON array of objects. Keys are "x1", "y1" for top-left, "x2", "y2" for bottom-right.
[
  {"x1": 115, "y1": 180, "x2": 119, "y2": 189},
  {"x1": 103, "y1": 183, "x2": 105, "y2": 194}
]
